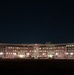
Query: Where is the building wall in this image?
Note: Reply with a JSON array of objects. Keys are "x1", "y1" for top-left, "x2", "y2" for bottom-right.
[{"x1": 0, "y1": 43, "x2": 74, "y2": 59}]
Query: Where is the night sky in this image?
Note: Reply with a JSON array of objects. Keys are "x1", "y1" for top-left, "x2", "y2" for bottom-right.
[{"x1": 0, "y1": 0, "x2": 74, "y2": 44}]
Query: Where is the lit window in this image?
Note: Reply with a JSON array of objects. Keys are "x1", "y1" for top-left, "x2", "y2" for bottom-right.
[
  {"x1": 65, "y1": 52, "x2": 69, "y2": 55},
  {"x1": 45, "y1": 50, "x2": 46, "y2": 52},
  {"x1": 13, "y1": 53, "x2": 16, "y2": 55},
  {"x1": 47, "y1": 48, "x2": 48, "y2": 49},
  {"x1": 30, "y1": 50, "x2": 31, "y2": 52},
  {"x1": 50, "y1": 48, "x2": 53, "y2": 49},
  {"x1": 43, "y1": 53, "x2": 46, "y2": 55},
  {"x1": 26, "y1": 53, "x2": 30, "y2": 56},
  {"x1": 6, "y1": 53, "x2": 8, "y2": 54},
  {"x1": 17, "y1": 47, "x2": 19, "y2": 49},
  {"x1": 11, "y1": 53, "x2": 12, "y2": 54},
  {"x1": 8, "y1": 47, "x2": 10, "y2": 49},
  {"x1": 34, "y1": 50, "x2": 37, "y2": 52},
  {"x1": 39, "y1": 48, "x2": 41, "y2": 50}
]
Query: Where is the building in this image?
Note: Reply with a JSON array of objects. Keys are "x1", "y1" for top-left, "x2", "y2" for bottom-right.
[{"x1": 0, "y1": 42, "x2": 74, "y2": 59}]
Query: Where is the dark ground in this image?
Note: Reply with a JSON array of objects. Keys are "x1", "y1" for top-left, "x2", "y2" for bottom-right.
[{"x1": 0, "y1": 59, "x2": 74, "y2": 75}]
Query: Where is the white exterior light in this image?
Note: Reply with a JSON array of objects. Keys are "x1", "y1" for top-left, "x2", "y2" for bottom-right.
[
  {"x1": 70, "y1": 53, "x2": 73, "y2": 55},
  {"x1": 56, "y1": 53, "x2": 58, "y2": 56},
  {"x1": 48, "y1": 55, "x2": 53, "y2": 58},
  {"x1": 0, "y1": 52, "x2": 3, "y2": 55},
  {"x1": 18, "y1": 55, "x2": 25, "y2": 58}
]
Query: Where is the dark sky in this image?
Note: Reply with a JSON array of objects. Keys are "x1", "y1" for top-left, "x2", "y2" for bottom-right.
[{"x1": 0, "y1": 0, "x2": 74, "y2": 44}]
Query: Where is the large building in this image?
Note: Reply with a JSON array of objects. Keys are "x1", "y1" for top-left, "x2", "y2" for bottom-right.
[{"x1": 0, "y1": 42, "x2": 74, "y2": 59}]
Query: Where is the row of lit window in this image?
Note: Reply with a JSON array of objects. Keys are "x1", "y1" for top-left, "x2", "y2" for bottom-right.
[
  {"x1": 8, "y1": 47, "x2": 65, "y2": 50},
  {"x1": 12, "y1": 50, "x2": 29, "y2": 52},
  {"x1": 54, "y1": 50, "x2": 64, "y2": 51},
  {"x1": 6, "y1": 53, "x2": 17, "y2": 55},
  {"x1": 5, "y1": 50, "x2": 65, "y2": 52},
  {"x1": 66, "y1": 45, "x2": 74, "y2": 47},
  {"x1": 65, "y1": 52, "x2": 74, "y2": 55},
  {"x1": 39, "y1": 51, "x2": 47, "y2": 52},
  {"x1": 67, "y1": 50, "x2": 74, "y2": 52},
  {"x1": 26, "y1": 50, "x2": 65, "y2": 52},
  {"x1": 6, "y1": 50, "x2": 33, "y2": 52},
  {"x1": 67, "y1": 48, "x2": 74, "y2": 50},
  {"x1": 39, "y1": 47, "x2": 65, "y2": 50},
  {"x1": 8, "y1": 47, "x2": 28, "y2": 49}
]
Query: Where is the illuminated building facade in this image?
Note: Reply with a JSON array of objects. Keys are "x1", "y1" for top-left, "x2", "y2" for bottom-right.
[{"x1": 0, "y1": 42, "x2": 74, "y2": 59}]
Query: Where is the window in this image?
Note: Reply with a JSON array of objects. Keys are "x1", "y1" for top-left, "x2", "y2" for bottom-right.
[
  {"x1": 43, "y1": 48, "x2": 45, "y2": 49},
  {"x1": 12, "y1": 47, "x2": 14, "y2": 49},
  {"x1": 8, "y1": 47, "x2": 10, "y2": 49},
  {"x1": 11, "y1": 53, "x2": 12, "y2": 54},
  {"x1": 45, "y1": 50, "x2": 46, "y2": 52},
  {"x1": 10, "y1": 47, "x2": 12, "y2": 49},
  {"x1": 58, "y1": 47, "x2": 60, "y2": 49},
  {"x1": 70, "y1": 45, "x2": 72, "y2": 47},
  {"x1": 18, "y1": 47, "x2": 20, "y2": 49},
  {"x1": 65, "y1": 52, "x2": 69, "y2": 55},
  {"x1": 13, "y1": 53, "x2": 16, "y2": 55},
  {"x1": 43, "y1": 53, "x2": 46, "y2": 55},
  {"x1": 39, "y1": 48, "x2": 41, "y2": 50},
  {"x1": 47, "y1": 48, "x2": 48, "y2": 49},
  {"x1": 17, "y1": 47, "x2": 19, "y2": 49},
  {"x1": 26, "y1": 53, "x2": 30, "y2": 56},
  {"x1": 53, "y1": 47, "x2": 56, "y2": 49},
  {"x1": 6, "y1": 53, "x2": 8, "y2": 54},
  {"x1": 30, "y1": 50, "x2": 31, "y2": 52},
  {"x1": 34, "y1": 50, "x2": 37, "y2": 52}
]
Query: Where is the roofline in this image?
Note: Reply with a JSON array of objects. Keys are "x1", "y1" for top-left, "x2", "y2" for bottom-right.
[{"x1": 0, "y1": 43, "x2": 74, "y2": 46}]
